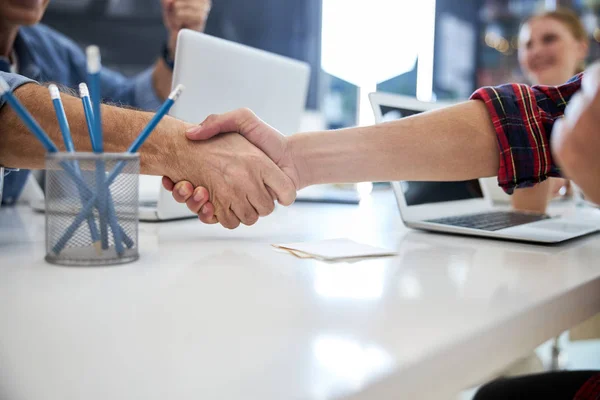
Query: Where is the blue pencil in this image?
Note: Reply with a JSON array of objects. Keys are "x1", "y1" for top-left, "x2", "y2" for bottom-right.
[
  {"x1": 54, "y1": 85, "x2": 185, "y2": 254},
  {"x1": 49, "y1": 84, "x2": 101, "y2": 254},
  {"x1": 79, "y1": 83, "x2": 97, "y2": 151},
  {"x1": 87, "y1": 46, "x2": 104, "y2": 153},
  {"x1": 79, "y1": 82, "x2": 127, "y2": 255},
  {"x1": 128, "y1": 84, "x2": 185, "y2": 152},
  {"x1": 86, "y1": 45, "x2": 110, "y2": 251}
]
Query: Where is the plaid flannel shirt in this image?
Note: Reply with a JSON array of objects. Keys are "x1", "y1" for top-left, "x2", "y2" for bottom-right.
[{"x1": 470, "y1": 73, "x2": 583, "y2": 194}]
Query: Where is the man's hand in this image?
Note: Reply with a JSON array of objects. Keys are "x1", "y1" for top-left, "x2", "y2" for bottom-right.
[
  {"x1": 162, "y1": 0, "x2": 212, "y2": 56},
  {"x1": 154, "y1": 0, "x2": 211, "y2": 99},
  {"x1": 163, "y1": 126, "x2": 297, "y2": 229},
  {"x1": 162, "y1": 108, "x2": 303, "y2": 226},
  {"x1": 552, "y1": 63, "x2": 600, "y2": 205}
]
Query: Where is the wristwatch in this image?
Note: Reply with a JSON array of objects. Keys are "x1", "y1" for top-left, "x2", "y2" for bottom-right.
[{"x1": 162, "y1": 43, "x2": 175, "y2": 70}]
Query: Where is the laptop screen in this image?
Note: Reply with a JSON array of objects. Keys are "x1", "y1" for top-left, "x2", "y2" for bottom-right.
[{"x1": 380, "y1": 105, "x2": 483, "y2": 206}]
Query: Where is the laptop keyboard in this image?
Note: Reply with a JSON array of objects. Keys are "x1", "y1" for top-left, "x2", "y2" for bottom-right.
[{"x1": 426, "y1": 211, "x2": 552, "y2": 231}]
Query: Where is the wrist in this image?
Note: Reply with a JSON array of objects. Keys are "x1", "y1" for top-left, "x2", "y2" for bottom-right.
[
  {"x1": 288, "y1": 133, "x2": 313, "y2": 190},
  {"x1": 162, "y1": 41, "x2": 176, "y2": 70},
  {"x1": 140, "y1": 116, "x2": 192, "y2": 177}
]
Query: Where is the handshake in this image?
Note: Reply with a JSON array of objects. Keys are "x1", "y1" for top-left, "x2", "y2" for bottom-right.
[
  {"x1": 158, "y1": 62, "x2": 600, "y2": 229},
  {"x1": 161, "y1": 108, "x2": 304, "y2": 229}
]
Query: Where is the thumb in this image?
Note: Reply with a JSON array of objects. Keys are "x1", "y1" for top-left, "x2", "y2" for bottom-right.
[
  {"x1": 186, "y1": 108, "x2": 259, "y2": 140},
  {"x1": 186, "y1": 108, "x2": 287, "y2": 163}
]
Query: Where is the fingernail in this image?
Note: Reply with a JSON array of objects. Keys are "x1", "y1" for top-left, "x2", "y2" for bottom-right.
[
  {"x1": 193, "y1": 190, "x2": 204, "y2": 202},
  {"x1": 201, "y1": 205, "x2": 209, "y2": 214},
  {"x1": 185, "y1": 123, "x2": 202, "y2": 134},
  {"x1": 178, "y1": 186, "x2": 188, "y2": 197}
]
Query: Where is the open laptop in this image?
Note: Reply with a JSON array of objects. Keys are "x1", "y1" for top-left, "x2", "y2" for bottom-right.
[
  {"x1": 138, "y1": 30, "x2": 311, "y2": 221},
  {"x1": 369, "y1": 91, "x2": 599, "y2": 244}
]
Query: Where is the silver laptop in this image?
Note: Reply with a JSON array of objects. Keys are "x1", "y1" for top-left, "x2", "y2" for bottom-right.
[
  {"x1": 369, "y1": 91, "x2": 599, "y2": 244},
  {"x1": 139, "y1": 30, "x2": 311, "y2": 221}
]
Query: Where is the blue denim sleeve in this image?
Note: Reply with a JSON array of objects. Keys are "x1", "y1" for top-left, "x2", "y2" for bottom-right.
[
  {"x1": 52, "y1": 30, "x2": 162, "y2": 111},
  {"x1": 98, "y1": 65, "x2": 163, "y2": 111},
  {"x1": 19, "y1": 24, "x2": 163, "y2": 112},
  {"x1": 0, "y1": 71, "x2": 36, "y2": 110},
  {"x1": 0, "y1": 71, "x2": 36, "y2": 176}
]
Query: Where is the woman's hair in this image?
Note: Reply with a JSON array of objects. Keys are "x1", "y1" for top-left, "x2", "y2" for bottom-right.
[{"x1": 524, "y1": 8, "x2": 590, "y2": 73}]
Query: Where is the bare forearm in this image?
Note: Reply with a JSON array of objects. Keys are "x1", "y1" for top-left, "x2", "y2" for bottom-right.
[
  {"x1": 0, "y1": 83, "x2": 186, "y2": 174},
  {"x1": 511, "y1": 181, "x2": 551, "y2": 213},
  {"x1": 290, "y1": 101, "x2": 499, "y2": 188}
]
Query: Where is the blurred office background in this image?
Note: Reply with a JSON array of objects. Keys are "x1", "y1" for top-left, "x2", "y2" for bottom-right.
[
  {"x1": 42, "y1": 1, "x2": 600, "y2": 394},
  {"x1": 43, "y1": 0, "x2": 599, "y2": 128}
]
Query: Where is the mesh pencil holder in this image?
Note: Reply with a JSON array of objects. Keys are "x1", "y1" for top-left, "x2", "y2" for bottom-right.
[{"x1": 45, "y1": 152, "x2": 140, "y2": 266}]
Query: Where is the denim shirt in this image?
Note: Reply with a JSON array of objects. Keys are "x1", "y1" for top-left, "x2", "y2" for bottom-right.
[{"x1": 0, "y1": 24, "x2": 162, "y2": 205}]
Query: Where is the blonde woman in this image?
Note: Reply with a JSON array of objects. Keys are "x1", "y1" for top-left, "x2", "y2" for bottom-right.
[{"x1": 512, "y1": 8, "x2": 590, "y2": 213}]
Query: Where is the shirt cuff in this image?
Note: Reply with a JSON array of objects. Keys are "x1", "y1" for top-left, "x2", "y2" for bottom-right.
[
  {"x1": 0, "y1": 71, "x2": 36, "y2": 110},
  {"x1": 0, "y1": 72, "x2": 35, "y2": 178},
  {"x1": 133, "y1": 67, "x2": 163, "y2": 112},
  {"x1": 470, "y1": 84, "x2": 561, "y2": 195}
]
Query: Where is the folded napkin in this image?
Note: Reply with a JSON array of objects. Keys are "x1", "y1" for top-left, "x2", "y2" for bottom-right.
[{"x1": 273, "y1": 238, "x2": 396, "y2": 261}]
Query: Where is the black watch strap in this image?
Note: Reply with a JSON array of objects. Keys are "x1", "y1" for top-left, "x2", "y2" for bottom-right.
[{"x1": 162, "y1": 43, "x2": 175, "y2": 70}]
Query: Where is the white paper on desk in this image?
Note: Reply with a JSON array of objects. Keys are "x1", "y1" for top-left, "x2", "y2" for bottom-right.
[{"x1": 273, "y1": 238, "x2": 396, "y2": 261}]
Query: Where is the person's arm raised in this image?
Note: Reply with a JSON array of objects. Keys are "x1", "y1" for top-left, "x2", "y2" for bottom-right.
[{"x1": 153, "y1": 0, "x2": 212, "y2": 100}]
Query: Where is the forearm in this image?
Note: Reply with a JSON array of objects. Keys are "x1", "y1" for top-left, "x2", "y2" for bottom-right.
[
  {"x1": 290, "y1": 101, "x2": 499, "y2": 188},
  {"x1": 0, "y1": 83, "x2": 186, "y2": 174},
  {"x1": 152, "y1": 59, "x2": 174, "y2": 101},
  {"x1": 510, "y1": 181, "x2": 551, "y2": 213}
]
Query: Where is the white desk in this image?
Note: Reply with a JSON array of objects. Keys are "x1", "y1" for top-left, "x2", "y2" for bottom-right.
[{"x1": 1, "y1": 191, "x2": 600, "y2": 400}]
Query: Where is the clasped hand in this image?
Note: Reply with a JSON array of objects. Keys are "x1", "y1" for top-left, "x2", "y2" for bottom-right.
[{"x1": 163, "y1": 109, "x2": 301, "y2": 229}]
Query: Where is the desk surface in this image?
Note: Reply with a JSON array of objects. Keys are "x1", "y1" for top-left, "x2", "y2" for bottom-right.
[{"x1": 1, "y1": 191, "x2": 600, "y2": 400}]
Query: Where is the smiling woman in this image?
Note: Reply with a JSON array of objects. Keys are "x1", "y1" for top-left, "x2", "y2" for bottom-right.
[
  {"x1": 508, "y1": 9, "x2": 591, "y2": 214},
  {"x1": 518, "y1": 8, "x2": 589, "y2": 86}
]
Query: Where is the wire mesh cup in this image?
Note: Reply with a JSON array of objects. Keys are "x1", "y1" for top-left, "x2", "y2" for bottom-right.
[{"x1": 45, "y1": 152, "x2": 140, "y2": 266}]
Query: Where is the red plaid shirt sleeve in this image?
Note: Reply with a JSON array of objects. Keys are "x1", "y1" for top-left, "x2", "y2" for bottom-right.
[{"x1": 469, "y1": 74, "x2": 583, "y2": 194}]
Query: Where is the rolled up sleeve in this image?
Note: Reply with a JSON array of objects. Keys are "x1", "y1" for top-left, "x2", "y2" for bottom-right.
[
  {"x1": 470, "y1": 74, "x2": 583, "y2": 194},
  {"x1": 0, "y1": 71, "x2": 36, "y2": 110},
  {"x1": 0, "y1": 72, "x2": 36, "y2": 175}
]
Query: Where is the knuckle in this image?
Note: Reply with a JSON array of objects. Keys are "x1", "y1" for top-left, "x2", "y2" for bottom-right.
[
  {"x1": 239, "y1": 108, "x2": 257, "y2": 126},
  {"x1": 241, "y1": 208, "x2": 258, "y2": 224},
  {"x1": 226, "y1": 220, "x2": 240, "y2": 230},
  {"x1": 244, "y1": 214, "x2": 259, "y2": 226},
  {"x1": 187, "y1": 200, "x2": 200, "y2": 213},
  {"x1": 199, "y1": 214, "x2": 212, "y2": 224},
  {"x1": 264, "y1": 200, "x2": 276, "y2": 215},
  {"x1": 239, "y1": 107, "x2": 254, "y2": 117},
  {"x1": 279, "y1": 185, "x2": 297, "y2": 206}
]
